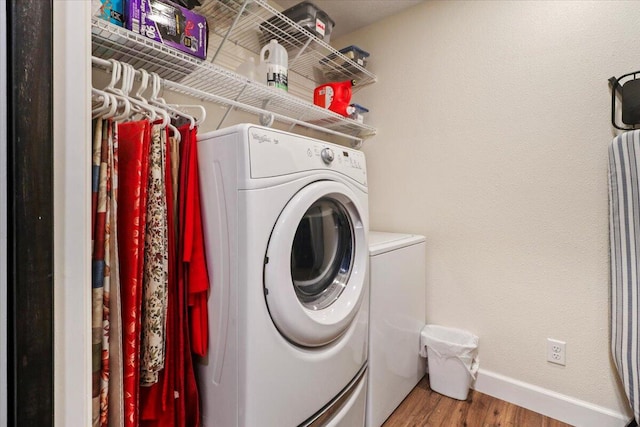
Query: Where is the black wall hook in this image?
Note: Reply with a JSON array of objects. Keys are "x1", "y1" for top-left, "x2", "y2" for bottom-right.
[{"x1": 610, "y1": 70, "x2": 640, "y2": 130}]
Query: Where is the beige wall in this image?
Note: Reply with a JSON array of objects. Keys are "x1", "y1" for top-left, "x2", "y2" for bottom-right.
[{"x1": 338, "y1": 0, "x2": 638, "y2": 414}]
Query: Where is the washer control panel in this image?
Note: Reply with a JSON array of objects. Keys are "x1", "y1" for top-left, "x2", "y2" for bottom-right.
[
  {"x1": 248, "y1": 126, "x2": 367, "y2": 185},
  {"x1": 321, "y1": 147, "x2": 335, "y2": 164}
]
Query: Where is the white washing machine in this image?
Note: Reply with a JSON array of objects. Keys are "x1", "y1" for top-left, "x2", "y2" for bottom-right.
[
  {"x1": 197, "y1": 124, "x2": 369, "y2": 427},
  {"x1": 366, "y1": 232, "x2": 426, "y2": 427}
]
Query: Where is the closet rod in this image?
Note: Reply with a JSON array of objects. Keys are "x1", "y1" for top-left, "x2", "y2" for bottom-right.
[{"x1": 91, "y1": 56, "x2": 365, "y2": 147}]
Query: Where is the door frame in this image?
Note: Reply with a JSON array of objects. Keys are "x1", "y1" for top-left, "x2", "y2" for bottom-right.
[
  {"x1": 6, "y1": 0, "x2": 54, "y2": 424},
  {"x1": 52, "y1": 2, "x2": 92, "y2": 426},
  {"x1": 4, "y1": 1, "x2": 92, "y2": 425},
  {"x1": 1, "y1": 0, "x2": 8, "y2": 423}
]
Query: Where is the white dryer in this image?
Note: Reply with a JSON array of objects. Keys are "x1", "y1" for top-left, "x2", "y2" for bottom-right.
[{"x1": 197, "y1": 124, "x2": 369, "y2": 427}]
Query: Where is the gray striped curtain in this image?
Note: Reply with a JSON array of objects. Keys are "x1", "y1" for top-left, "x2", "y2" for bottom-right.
[{"x1": 609, "y1": 130, "x2": 640, "y2": 423}]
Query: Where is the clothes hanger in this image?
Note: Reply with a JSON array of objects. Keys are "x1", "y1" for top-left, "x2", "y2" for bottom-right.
[
  {"x1": 148, "y1": 72, "x2": 196, "y2": 130},
  {"x1": 128, "y1": 68, "x2": 180, "y2": 142},
  {"x1": 133, "y1": 68, "x2": 151, "y2": 103},
  {"x1": 122, "y1": 63, "x2": 180, "y2": 132},
  {"x1": 104, "y1": 94, "x2": 120, "y2": 119},
  {"x1": 101, "y1": 60, "x2": 133, "y2": 121},
  {"x1": 91, "y1": 88, "x2": 111, "y2": 118},
  {"x1": 131, "y1": 68, "x2": 168, "y2": 124},
  {"x1": 119, "y1": 62, "x2": 154, "y2": 121},
  {"x1": 112, "y1": 61, "x2": 173, "y2": 124},
  {"x1": 94, "y1": 92, "x2": 119, "y2": 120},
  {"x1": 168, "y1": 122, "x2": 182, "y2": 143},
  {"x1": 165, "y1": 103, "x2": 207, "y2": 128},
  {"x1": 92, "y1": 82, "x2": 123, "y2": 120},
  {"x1": 101, "y1": 60, "x2": 140, "y2": 121}
]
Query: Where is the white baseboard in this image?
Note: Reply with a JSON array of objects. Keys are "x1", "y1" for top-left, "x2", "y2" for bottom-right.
[{"x1": 473, "y1": 369, "x2": 631, "y2": 427}]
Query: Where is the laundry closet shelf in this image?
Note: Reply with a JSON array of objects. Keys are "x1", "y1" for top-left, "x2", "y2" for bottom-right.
[
  {"x1": 196, "y1": 0, "x2": 377, "y2": 88},
  {"x1": 91, "y1": 17, "x2": 376, "y2": 144}
]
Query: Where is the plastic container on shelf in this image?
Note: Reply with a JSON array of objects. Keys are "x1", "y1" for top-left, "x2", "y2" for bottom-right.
[
  {"x1": 282, "y1": 1, "x2": 334, "y2": 42},
  {"x1": 314, "y1": 80, "x2": 355, "y2": 117},
  {"x1": 321, "y1": 45, "x2": 370, "y2": 69},
  {"x1": 260, "y1": 40, "x2": 288, "y2": 91},
  {"x1": 260, "y1": 1, "x2": 335, "y2": 50},
  {"x1": 349, "y1": 104, "x2": 369, "y2": 123},
  {"x1": 339, "y1": 46, "x2": 369, "y2": 67},
  {"x1": 319, "y1": 45, "x2": 370, "y2": 82}
]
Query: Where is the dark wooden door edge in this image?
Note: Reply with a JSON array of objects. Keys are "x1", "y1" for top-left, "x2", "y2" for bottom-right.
[{"x1": 6, "y1": 1, "x2": 54, "y2": 426}]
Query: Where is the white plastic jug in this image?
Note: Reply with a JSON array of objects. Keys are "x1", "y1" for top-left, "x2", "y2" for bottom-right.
[{"x1": 260, "y1": 39, "x2": 288, "y2": 91}]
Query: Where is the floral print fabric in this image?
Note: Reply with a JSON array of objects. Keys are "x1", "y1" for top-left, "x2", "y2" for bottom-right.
[
  {"x1": 92, "y1": 119, "x2": 119, "y2": 427},
  {"x1": 140, "y1": 124, "x2": 169, "y2": 386},
  {"x1": 92, "y1": 114, "x2": 205, "y2": 426}
]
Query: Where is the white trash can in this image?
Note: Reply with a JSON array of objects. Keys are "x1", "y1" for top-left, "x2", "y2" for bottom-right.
[{"x1": 420, "y1": 324, "x2": 479, "y2": 400}]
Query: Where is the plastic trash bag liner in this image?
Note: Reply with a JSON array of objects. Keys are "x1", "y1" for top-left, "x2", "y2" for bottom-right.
[{"x1": 420, "y1": 324, "x2": 480, "y2": 379}]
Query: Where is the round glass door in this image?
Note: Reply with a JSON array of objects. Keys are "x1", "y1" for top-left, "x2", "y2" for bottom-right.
[
  {"x1": 291, "y1": 198, "x2": 353, "y2": 311},
  {"x1": 264, "y1": 181, "x2": 367, "y2": 348}
]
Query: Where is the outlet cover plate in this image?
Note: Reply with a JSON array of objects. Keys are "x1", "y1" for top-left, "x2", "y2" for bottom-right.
[{"x1": 547, "y1": 338, "x2": 566, "y2": 366}]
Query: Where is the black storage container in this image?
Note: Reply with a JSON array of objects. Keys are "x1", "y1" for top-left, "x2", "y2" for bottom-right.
[
  {"x1": 260, "y1": 1, "x2": 335, "y2": 49},
  {"x1": 320, "y1": 45, "x2": 369, "y2": 70}
]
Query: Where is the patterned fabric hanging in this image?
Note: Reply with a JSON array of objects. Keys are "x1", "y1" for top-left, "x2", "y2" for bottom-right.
[
  {"x1": 140, "y1": 124, "x2": 170, "y2": 386},
  {"x1": 91, "y1": 118, "x2": 105, "y2": 427},
  {"x1": 108, "y1": 121, "x2": 125, "y2": 427},
  {"x1": 92, "y1": 56, "x2": 213, "y2": 425},
  {"x1": 91, "y1": 96, "x2": 208, "y2": 426},
  {"x1": 140, "y1": 129, "x2": 179, "y2": 427},
  {"x1": 117, "y1": 120, "x2": 152, "y2": 427},
  {"x1": 92, "y1": 119, "x2": 119, "y2": 427}
]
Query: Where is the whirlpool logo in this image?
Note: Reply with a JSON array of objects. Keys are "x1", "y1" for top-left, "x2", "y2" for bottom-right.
[
  {"x1": 251, "y1": 132, "x2": 279, "y2": 144},
  {"x1": 252, "y1": 132, "x2": 271, "y2": 144}
]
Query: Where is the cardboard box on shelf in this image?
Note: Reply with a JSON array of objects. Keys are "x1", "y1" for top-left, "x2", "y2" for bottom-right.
[
  {"x1": 93, "y1": 0, "x2": 125, "y2": 27},
  {"x1": 126, "y1": 0, "x2": 208, "y2": 59}
]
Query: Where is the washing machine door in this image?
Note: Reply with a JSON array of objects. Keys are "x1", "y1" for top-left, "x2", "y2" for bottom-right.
[{"x1": 264, "y1": 180, "x2": 367, "y2": 347}]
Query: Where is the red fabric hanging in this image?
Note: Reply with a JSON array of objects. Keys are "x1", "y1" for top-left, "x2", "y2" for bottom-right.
[
  {"x1": 177, "y1": 125, "x2": 204, "y2": 426},
  {"x1": 116, "y1": 119, "x2": 151, "y2": 427},
  {"x1": 179, "y1": 125, "x2": 209, "y2": 358},
  {"x1": 115, "y1": 122, "x2": 204, "y2": 426},
  {"x1": 140, "y1": 126, "x2": 200, "y2": 427}
]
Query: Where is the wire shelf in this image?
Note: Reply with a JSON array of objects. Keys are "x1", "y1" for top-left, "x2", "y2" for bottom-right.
[
  {"x1": 196, "y1": 0, "x2": 377, "y2": 88},
  {"x1": 91, "y1": 17, "x2": 376, "y2": 144}
]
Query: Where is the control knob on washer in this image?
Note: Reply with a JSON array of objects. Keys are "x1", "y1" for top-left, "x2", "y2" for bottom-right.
[{"x1": 321, "y1": 147, "x2": 335, "y2": 164}]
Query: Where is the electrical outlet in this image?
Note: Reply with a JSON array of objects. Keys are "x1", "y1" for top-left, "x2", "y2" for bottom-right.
[{"x1": 547, "y1": 338, "x2": 566, "y2": 366}]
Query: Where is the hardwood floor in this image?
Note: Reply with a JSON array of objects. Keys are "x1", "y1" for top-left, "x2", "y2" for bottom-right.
[{"x1": 382, "y1": 376, "x2": 573, "y2": 427}]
